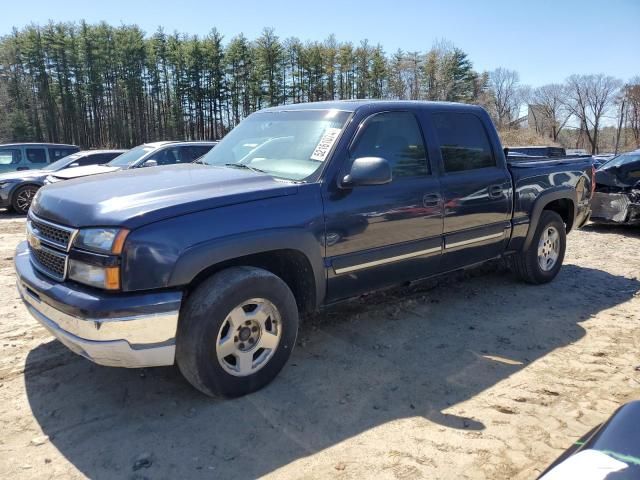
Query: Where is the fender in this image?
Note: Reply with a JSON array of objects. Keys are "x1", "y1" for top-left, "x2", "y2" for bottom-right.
[
  {"x1": 522, "y1": 186, "x2": 577, "y2": 251},
  {"x1": 168, "y1": 228, "x2": 326, "y2": 309}
]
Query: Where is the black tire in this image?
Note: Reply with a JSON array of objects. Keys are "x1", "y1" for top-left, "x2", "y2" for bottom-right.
[
  {"x1": 176, "y1": 266, "x2": 299, "y2": 397},
  {"x1": 11, "y1": 184, "x2": 39, "y2": 215},
  {"x1": 511, "y1": 210, "x2": 567, "y2": 284}
]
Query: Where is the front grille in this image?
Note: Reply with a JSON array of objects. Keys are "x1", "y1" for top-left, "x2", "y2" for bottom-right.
[
  {"x1": 27, "y1": 214, "x2": 76, "y2": 281},
  {"x1": 29, "y1": 215, "x2": 74, "y2": 250},
  {"x1": 30, "y1": 245, "x2": 67, "y2": 281}
]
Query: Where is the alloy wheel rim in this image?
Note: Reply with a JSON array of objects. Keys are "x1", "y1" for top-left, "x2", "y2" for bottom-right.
[
  {"x1": 16, "y1": 188, "x2": 36, "y2": 211},
  {"x1": 537, "y1": 226, "x2": 560, "y2": 272},
  {"x1": 215, "y1": 298, "x2": 282, "y2": 377}
]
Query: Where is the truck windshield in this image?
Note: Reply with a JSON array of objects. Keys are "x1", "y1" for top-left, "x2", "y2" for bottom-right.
[
  {"x1": 200, "y1": 109, "x2": 351, "y2": 181},
  {"x1": 108, "y1": 145, "x2": 155, "y2": 167}
]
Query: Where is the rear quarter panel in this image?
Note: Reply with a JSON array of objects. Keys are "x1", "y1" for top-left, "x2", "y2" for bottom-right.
[{"x1": 507, "y1": 158, "x2": 593, "y2": 251}]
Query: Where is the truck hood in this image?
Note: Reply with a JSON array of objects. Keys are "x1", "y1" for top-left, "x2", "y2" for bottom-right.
[
  {"x1": 32, "y1": 164, "x2": 298, "y2": 228},
  {"x1": 51, "y1": 164, "x2": 122, "y2": 180}
]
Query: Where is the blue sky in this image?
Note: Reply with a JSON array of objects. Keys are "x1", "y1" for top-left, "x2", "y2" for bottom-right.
[{"x1": 1, "y1": 0, "x2": 638, "y2": 86}]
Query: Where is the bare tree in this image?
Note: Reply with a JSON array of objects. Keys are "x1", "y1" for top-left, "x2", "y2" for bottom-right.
[
  {"x1": 405, "y1": 51, "x2": 422, "y2": 100},
  {"x1": 488, "y1": 68, "x2": 521, "y2": 129},
  {"x1": 613, "y1": 88, "x2": 628, "y2": 154},
  {"x1": 625, "y1": 77, "x2": 640, "y2": 148},
  {"x1": 563, "y1": 74, "x2": 622, "y2": 154},
  {"x1": 529, "y1": 84, "x2": 572, "y2": 142}
]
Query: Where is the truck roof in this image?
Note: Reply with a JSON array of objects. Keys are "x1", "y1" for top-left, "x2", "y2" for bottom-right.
[{"x1": 261, "y1": 100, "x2": 487, "y2": 114}]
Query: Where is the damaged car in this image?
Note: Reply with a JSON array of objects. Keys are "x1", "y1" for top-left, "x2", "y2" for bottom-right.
[{"x1": 591, "y1": 149, "x2": 640, "y2": 225}]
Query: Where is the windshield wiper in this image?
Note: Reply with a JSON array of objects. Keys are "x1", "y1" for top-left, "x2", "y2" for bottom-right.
[{"x1": 224, "y1": 163, "x2": 268, "y2": 174}]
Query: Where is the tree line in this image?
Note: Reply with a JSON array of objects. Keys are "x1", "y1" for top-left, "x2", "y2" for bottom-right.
[{"x1": 0, "y1": 21, "x2": 638, "y2": 153}]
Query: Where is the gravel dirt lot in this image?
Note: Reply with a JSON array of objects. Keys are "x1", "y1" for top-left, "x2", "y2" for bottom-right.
[{"x1": 0, "y1": 211, "x2": 639, "y2": 480}]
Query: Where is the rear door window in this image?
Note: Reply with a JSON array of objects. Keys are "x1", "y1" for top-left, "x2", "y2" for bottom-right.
[
  {"x1": 432, "y1": 113, "x2": 496, "y2": 173},
  {"x1": 76, "y1": 154, "x2": 110, "y2": 166},
  {"x1": 96, "y1": 152, "x2": 124, "y2": 163},
  {"x1": 26, "y1": 148, "x2": 47, "y2": 164},
  {"x1": 181, "y1": 145, "x2": 215, "y2": 162},
  {"x1": 150, "y1": 147, "x2": 181, "y2": 166},
  {"x1": 0, "y1": 149, "x2": 21, "y2": 165}
]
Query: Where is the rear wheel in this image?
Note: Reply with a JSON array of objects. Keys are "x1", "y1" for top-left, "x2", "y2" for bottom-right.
[
  {"x1": 511, "y1": 210, "x2": 566, "y2": 284},
  {"x1": 176, "y1": 266, "x2": 299, "y2": 397},
  {"x1": 11, "y1": 185, "x2": 39, "y2": 215}
]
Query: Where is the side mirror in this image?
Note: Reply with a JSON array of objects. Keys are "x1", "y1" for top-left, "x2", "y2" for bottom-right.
[
  {"x1": 503, "y1": 147, "x2": 510, "y2": 158},
  {"x1": 342, "y1": 157, "x2": 392, "y2": 187},
  {"x1": 143, "y1": 159, "x2": 158, "y2": 167}
]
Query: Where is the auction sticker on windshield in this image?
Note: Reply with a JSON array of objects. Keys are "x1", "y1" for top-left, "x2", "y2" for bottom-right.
[{"x1": 310, "y1": 127, "x2": 342, "y2": 161}]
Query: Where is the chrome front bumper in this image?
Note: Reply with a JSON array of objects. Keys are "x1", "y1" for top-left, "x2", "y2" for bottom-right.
[{"x1": 18, "y1": 280, "x2": 179, "y2": 368}]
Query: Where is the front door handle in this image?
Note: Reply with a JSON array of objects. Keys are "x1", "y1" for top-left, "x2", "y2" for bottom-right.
[
  {"x1": 488, "y1": 185, "x2": 503, "y2": 199},
  {"x1": 423, "y1": 193, "x2": 441, "y2": 208}
]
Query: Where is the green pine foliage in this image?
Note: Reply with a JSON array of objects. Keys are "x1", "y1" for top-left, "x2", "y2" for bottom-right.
[{"x1": 0, "y1": 22, "x2": 490, "y2": 147}]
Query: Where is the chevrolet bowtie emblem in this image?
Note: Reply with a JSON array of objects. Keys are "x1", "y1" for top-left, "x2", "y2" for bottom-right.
[{"x1": 27, "y1": 230, "x2": 41, "y2": 250}]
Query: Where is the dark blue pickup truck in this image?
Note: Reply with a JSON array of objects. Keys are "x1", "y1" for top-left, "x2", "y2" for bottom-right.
[{"x1": 14, "y1": 101, "x2": 594, "y2": 397}]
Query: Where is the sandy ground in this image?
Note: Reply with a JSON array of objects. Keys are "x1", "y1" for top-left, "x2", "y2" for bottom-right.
[{"x1": 0, "y1": 211, "x2": 638, "y2": 480}]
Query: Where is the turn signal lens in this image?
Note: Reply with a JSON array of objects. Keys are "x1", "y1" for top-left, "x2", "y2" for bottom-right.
[
  {"x1": 111, "y1": 229, "x2": 130, "y2": 255},
  {"x1": 105, "y1": 267, "x2": 121, "y2": 290}
]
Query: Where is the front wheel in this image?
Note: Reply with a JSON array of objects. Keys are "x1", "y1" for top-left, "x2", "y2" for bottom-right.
[
  {"x1": 12, "y1": 185, "x2": 39, "y2": 215},
  {"x1": 510, "y1": 210, "x2": 567, "y2": 284},
  {"x1": 176, "y1": 266, "x2": 299, "y2": 397}
]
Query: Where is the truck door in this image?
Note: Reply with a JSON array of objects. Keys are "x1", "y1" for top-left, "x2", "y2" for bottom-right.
[
  {"x1": 323, "y1": 110, "x2": 443, "y2": 301},
  {"x1": 430, "y1": 111, "x2": 512, "y2": 270}
]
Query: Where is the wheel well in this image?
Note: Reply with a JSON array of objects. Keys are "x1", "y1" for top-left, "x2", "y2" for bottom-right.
[
  {"x1": 543, "y1": 198, "x2": 575, "y2": 232},
  {"x1": 11, "y1": 183, "x2": 40, "y2": 195},
  {"x1": 185, "y1": 249, "x2": 317, "y2": 314},
  {"x1": 10, "y1": 183, "x2": 40, "y2": 204}
]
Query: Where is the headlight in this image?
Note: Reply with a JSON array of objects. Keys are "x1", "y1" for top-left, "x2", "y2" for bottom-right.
[
  {"x1": 69, "y1": 228, "x2": 129, "y2": 290},
  {"x1": 68, "y1": 260, "x2": 121, "y2": 290},
  {"x1": 30, "y1": 190, "x2": 41, "y2": 211},
  {"x1": 74, "y1": 228, "x2": 129, "y2": 254}
]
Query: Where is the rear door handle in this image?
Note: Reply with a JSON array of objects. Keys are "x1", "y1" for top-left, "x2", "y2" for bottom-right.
[
  {"x1": 488, "y1": 185, "x2": 503, "y2": 199},
  {"x1": 423, "y1": 193, "x2": 441, "y2": 207}
]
